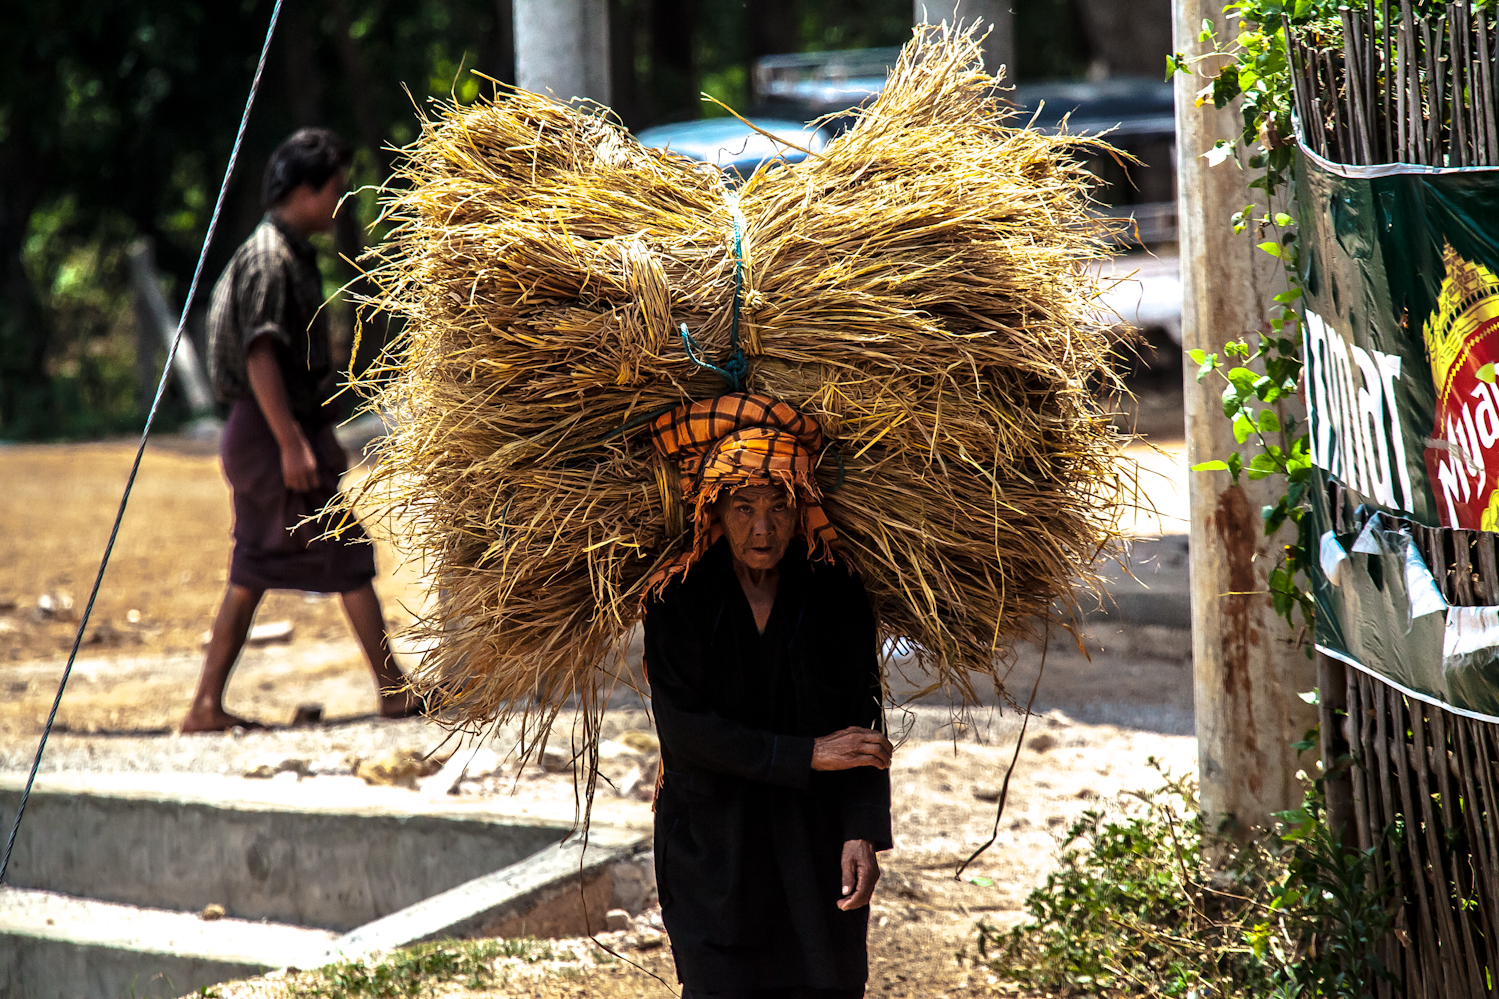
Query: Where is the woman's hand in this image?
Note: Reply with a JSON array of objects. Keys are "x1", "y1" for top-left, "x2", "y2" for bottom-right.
[
  {"x1": 838, "y1": 838, "x2": 880, "y2": 910},
  {"x1": 812, "y1": 726, "x2": 893, "y2": 771}
]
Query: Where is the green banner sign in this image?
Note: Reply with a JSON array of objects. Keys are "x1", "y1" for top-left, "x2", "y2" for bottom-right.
[{"x1": 1299, "y1": 144, "x2": 1499, "y2": 720}]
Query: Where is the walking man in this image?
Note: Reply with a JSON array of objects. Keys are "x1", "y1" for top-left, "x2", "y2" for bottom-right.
[{"x1": 182, "y1": 128, "x2": 419, "y2": 732}]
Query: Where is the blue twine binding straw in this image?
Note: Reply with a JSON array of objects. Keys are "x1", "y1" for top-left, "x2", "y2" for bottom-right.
[
  {"x1": 675, "y1": 192, "x2": 846, "y2": 493},
  {"x1": 679, "y1": 322, "x2": 745, "y2": 390},
  {"x1": 824, "y1": 443, "x2": 845, "y2": 493},
  {"x1": 680, "y1": 193, "x2": 748, "y2": 392}
]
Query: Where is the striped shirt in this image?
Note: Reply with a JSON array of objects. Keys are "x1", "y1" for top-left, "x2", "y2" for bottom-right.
[{"x1": 207, "y1": 214, "x2": 332, "y2": 421}]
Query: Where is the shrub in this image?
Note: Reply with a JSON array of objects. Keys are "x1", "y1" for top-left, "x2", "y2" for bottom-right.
[{"x1": 975, "y1": 758, "x2": 1395, "y2": 998}]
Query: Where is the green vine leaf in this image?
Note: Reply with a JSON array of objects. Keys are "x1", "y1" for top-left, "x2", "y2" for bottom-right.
[
  {"x1": 1211, "y1": 66, "x2": 1243, "y2": 108},
  {"x1": 1233, "y1": 413, "x2": 1257, "y2": 445},
  {"x1": 1226, "y1": 366, "x2": 1260, "y2": 389},
  {"x1": 1223, "y1": 386, "x2": 1246, "y2": 419},
  {"x1": 1192, "y1": 453, "x2": 1244, "y2": 485},
  {"x1": 1180, "y1": 0, "x2": 1331, "y2": 639},
  {"x1": 1203, "y1": 141, "x2": 1237, "y2": 166},
  {"x1": 1247, "y1": 452, "x2": 1282, "y2": 479}
]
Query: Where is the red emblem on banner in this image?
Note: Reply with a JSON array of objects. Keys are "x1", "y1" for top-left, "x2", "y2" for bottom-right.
[{"x1": 1423, "y1": 245, "x2": 1499, "y2": 530}]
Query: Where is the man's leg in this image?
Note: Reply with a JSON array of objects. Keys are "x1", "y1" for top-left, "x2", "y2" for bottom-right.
[
  {"x1": 181, "y1": 583, "x2": 266, "y2": 732},
  {"x1": 339, "y1": 583, "x2": 421, "y2": 717}
]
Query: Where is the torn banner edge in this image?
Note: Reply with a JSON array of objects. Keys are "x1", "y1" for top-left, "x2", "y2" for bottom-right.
[
  {"x1": 1314, "y1": 645, "x2": 1499, "y2": 725},
  {"x1": 1322, "y1": 522, "x2": 1445, "y2": 620}
]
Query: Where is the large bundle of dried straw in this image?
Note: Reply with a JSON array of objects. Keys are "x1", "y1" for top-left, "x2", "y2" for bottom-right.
[{"x1": 344, "y1": 24, "x2": 1129, "y2": 749}]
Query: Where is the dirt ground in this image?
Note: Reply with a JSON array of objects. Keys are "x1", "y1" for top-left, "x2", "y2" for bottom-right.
[
  {"x1": 0, "y1": 413, "x2": 1195, "y2": 999},
  {"x1": 0, "y1": 436, "x2": 428, "y2": 734},
  {"x1": 163, "y1": 706, "x2": 1194, "y2": 999}
]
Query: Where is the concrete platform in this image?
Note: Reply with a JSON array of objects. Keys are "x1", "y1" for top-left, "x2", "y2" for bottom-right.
[
  {"x1": 0, "y1": 773, "x2": 574, "y2": 931},
  {"x1": 0, "y1": 773, "x2": 650, "y2": 999},
  {"x1": 0, "y1": 887, "x2": 333, "y2": 999}
]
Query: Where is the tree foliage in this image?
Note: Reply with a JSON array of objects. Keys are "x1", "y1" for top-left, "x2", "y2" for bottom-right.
[
  {"x1": 0, "y1": 0, "x2": 509, "y2": 438},
  {"x1": 2, "y1": 0, "x2": 1097, "y2": 440}
]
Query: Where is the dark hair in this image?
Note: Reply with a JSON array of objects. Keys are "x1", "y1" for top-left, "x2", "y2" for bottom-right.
[{"x1": 261, "y1": 127, "x2": 353, "y2": 208}]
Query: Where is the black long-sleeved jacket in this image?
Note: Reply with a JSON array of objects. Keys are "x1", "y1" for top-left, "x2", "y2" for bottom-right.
[{"x1": 644, "y1": 538, "x2": 891, "y2": 991}]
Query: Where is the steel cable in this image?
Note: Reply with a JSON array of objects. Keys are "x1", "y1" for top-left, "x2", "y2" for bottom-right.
[{"x1": 0, "y1": 0, "x2": 285, "y2": 882}]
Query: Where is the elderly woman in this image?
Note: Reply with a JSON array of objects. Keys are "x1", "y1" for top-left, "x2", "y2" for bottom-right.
[{"x1": 643, "y1": 393, "x2": 894, "y2": 999}]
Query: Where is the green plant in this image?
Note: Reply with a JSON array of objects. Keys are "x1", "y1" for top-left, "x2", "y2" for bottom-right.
[
  {"x1": 976, "y1": 755, "x2": 1396, "y2": 998},
  {"x1": 1186, "y1": 276, "x2": 1314, "y2": 633},
  {"x1": 1255, "y1": 791, "x2": 1400, "y2": 997},
  {"x1": 495, "y1": 936, "x2": 557, "y2": 961},
  {"x1": 1164, "y1": 2, "x2": 1360, "y2": 637},
  {"x1": 975, "y1": 761, "x2": 1274, "y2": 997},
  {"x1": 285, "y1": 938, "x2": 558, "y2": 999}
]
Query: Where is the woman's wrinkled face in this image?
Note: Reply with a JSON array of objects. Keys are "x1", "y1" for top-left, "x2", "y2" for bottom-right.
[{"x1": 716, "y1": 484, "x2": 796, "y2": 571}]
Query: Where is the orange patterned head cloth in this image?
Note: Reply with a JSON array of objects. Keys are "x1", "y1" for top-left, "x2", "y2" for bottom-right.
[{"x1": 645, "y1": 392, "x2": 841, "y2": 597}]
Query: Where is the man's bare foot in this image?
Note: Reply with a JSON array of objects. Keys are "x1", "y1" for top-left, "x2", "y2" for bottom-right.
[{"x1": 179, "y1": 706, "x2": 266, "y2": 733}]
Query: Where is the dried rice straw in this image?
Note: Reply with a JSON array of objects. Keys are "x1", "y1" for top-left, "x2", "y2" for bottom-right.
[{"x1": 340, "y1": 23, "x2": 1134, "y2": 808}]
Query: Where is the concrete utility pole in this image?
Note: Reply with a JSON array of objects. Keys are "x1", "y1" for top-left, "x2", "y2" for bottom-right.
[
  {"x1": 914, "y1": 1, "x2": 1015, "y2": 80},
  {"x1": 1172, "y1": 0, "x2": 1318, "y2": 833},
  {"x1": 513, "y1": 0, "x2": 611, "y2": 105}
]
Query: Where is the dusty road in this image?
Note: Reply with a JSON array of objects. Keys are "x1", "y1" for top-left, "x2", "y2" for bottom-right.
[{"x1": 0, "y1": 436, "x2": 428, "y2": 734}]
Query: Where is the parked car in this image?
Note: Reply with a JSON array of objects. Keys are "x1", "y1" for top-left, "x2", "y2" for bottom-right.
[
  {"x1": 751, "y1": 46, "x2": 1177, "y2": 245},
  {"x1": 751, "y1": 45, "x2": 1174, "y2": 135},
  {"x1": 633, "y1": 117, "x2": 832, "y2": 181}
]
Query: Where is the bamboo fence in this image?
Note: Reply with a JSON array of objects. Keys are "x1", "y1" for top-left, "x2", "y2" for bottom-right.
[
  {"x1": 1343, "y1": 668, "x2": 1499, "y2": 998},
  {"x1": 1289, "y1": 5, "x2": 1499, "y2": 991},
  {"x1": 1287, "y1": 1, "x2": 1499, "y2": 166},
  {"x1": 1322, "y1": 481, "x2": 1499, "y2": 996}
]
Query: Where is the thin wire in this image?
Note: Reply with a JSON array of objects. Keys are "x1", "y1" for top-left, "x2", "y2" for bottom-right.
[
  {"x1": 0, "y1": 0, "x2": 285, "y2": 884},
  {"x1": 955, "y1": 623, "x2": 1049, "y2": 879}
]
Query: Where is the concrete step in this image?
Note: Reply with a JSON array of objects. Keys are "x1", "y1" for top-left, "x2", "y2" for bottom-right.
[
  {"x1": 330, "y1": 836, "x2": 652, "y2": 959},
  {"x1": 0, "y1": 773, "x2": 652, "y2": 999},
  {"x1": 1085, "y1": 533, "x2": 1190, "y2": 631},
  {"x1": 0, "y1": 887, "x2": 333, "y2": 999}
]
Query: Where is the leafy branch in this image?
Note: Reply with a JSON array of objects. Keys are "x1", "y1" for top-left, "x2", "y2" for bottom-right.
[{"x1": 1167, "y1": 0, "x2": 1348, "y2": 635}]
